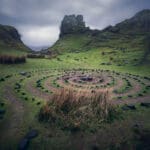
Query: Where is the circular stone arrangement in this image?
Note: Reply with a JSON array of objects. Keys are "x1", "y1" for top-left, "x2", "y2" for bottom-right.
[
  {"x1": 15, "y1": 69, "x2": 150, "y2": 105},
  {"x1": 1, "y1": 69, "x2": 149, "y2": 107}
]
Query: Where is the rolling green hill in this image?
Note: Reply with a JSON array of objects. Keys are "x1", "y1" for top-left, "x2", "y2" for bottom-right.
[{"x1": 0, "y1": 24, "x2": 31, "y2": 56}]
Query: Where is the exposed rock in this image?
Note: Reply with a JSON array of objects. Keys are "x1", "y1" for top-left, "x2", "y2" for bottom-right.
[
  {"x1": 18, "y1": 129, "x2": 38, "y2": 150},
  {"x1": 0, "y1": 24, "x2": 21, "y2": 43},
  {"x1": 0, "y1": 24, "x2": 31, "y2": 52},
  {"x1": 50, "y1": 9, "x2": 150, "y2": 55},
  {"x1": 60, "y1": 14, "x2": 87, "y2": 37},
  {"x1": 122, "y1": 104, "x2": 136, "y2": 110},
  {"x1": 0, "y1": 109, "x2": 5, "y2": 114},
  {"x1": 134, "y1": 129, "x2": 150, "y2": 150},
  {"x1": 19, "y1": 138, "x2": 29, "y2": 150},
  {"x1": 115, "y1": 9, "x2": 150, "y2": 33},
  {"x1": 19, "y1": 71, "x2": 27, "y2": 76},
  {"x1": 80, "y1": 76, "x2": 93, "y2": 81},
  {"x1": 103, "y1": 25, "x2": 120, "y2": 33},
  {"x1": 26, "y1": 129, "x2": 38, "y2": 139},
  {"x1": 140, "y1": 102, "x2": 150, "y2": 108}
]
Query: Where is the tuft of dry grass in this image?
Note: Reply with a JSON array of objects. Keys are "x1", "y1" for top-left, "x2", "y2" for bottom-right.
[{"x1": 39, "y1": 88, "x2": 117, "y2": 131}]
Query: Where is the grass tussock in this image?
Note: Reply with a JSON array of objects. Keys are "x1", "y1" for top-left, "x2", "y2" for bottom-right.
[
  {"x1": 0, "y1": 55, "x2": 26, "y2": 64},
  {"x1": 39, "y1": 89, "x2": 119, "y2": 132}
]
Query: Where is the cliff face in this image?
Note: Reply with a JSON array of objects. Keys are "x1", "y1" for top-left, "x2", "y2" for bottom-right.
[
  {"x1": 60, "y1": 15, "x2": 89, "y2": 37},
  {"x1": 59, "y1": 9, "x2": 150, "y2": 37}
]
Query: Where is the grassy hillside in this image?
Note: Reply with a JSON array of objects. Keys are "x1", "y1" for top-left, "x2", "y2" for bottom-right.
[
  {"x1": 50, "y1": 10, "x2": 150, "y2": 64},
  {"x1": 0, "y1": 24, "x2": 31, "y2": 56}
]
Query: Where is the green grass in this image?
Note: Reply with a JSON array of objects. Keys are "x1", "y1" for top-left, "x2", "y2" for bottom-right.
[
  {"x1": 0, "y1": 47, "x2": 150, "y2": 77},
  {"x1": 0, "y1": 47, "x2": 27, "y2": 56},
  {"x1": 0, "y1": 45, "x2": 150, "y2": 149},
  {"x1": 51, "y1": 34, "x2": 92, "y2": 52}
]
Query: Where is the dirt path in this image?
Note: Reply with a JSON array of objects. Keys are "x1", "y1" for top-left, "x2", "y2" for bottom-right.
[
  {"x1": 0, "y1": 85, "x2": 25, "y2": 146},
  {"x1": 25, "y1": 78, "x2": 51, "y2": 101},
  {"x1": 112, "y1": 95, "x2": 150, "y2": 105}
]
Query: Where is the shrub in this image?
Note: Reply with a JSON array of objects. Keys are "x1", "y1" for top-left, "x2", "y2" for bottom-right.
[{"x1": 0, "y1": 55, "x2": 26, "y2": 64}]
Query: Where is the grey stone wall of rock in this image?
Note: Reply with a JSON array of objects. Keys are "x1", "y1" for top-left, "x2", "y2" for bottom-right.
[{"x1": 60, "y1": 15, "x2": 86, "y2": 37}]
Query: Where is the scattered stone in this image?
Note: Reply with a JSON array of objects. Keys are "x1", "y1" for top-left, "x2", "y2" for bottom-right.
[
  {"x1": 133, "y1": 123, "x2": 140, "y2": 129},
  {"x1": 19, "y1": 138, "x2": 29, "y2": 150},
  {"x1": 0, "y1": 102, "x2": 4, "y2": 106},
  {"x1": 91, "y1": 144, "x2": 99, "y2": 150},
  {"x1": 19, "y1": 72, "x2": 27, "y2": 76},
  {"x1": 135, "y1": 129, "x2": 150, "y2": 150},
  {"x1": 0, "y1": 78, "x2": 5, "y2": 82},
  {"x1": 122, "y1": 105, "x2": 136, "y2": 110},
  {"x1": 91, "y1": 90, "x2": 95, "y2": 93},
  {"x1": 26, "y1": 129, "x2": 38, "y2": 139},
  {"x1": 0, "y1": 109, "x2": 5, "y2": 114},
  {"x1": 18, "y1": 129, "x2": 38, "y2": 150},
  {"x1": 80, "y1": 76, "x2": 93, "y2": 82},
  {"x1": 140, "y1": 102, "x2": 150, "y2": 108}
]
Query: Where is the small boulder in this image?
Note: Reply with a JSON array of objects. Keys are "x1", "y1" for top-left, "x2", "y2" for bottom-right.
[
  {"x1": 19, "y1": 72, "x2": 27, "y2": 76},
  {"x1": 122, "y1": 104, "x2": 136, "y2": 110},
  {"x1": 26, "y1": 129, "x2": 38, "y2": 139},
  {"x1": 19, "y1": 138, "x2": 29, "y2": 150},
  {"x1": 140, "y1": 102, "x2": 150, "y2": 108},
  {"x1": 0, "y1": 109, "x2": 5, "y2": 114}
]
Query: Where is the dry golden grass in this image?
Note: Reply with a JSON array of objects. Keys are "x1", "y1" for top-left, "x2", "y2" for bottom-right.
[{"x1": 39, "y1": 88, "x2": 116, "y2": 131}]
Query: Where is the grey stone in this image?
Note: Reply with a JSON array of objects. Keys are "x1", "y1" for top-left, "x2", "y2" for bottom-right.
[
  {"x1": 19, "y1": 138, "x2": 29, "y2": 150},
  {"x1": 122, "y1": 105, "x2": 136, "y2": 110},
  {"x1": 26, "y1": 129, "x2": 38, "y2": 139},
  {"x1": 140, "y1": 102, "x2": 150, "y2": 108},
  {"x1": 60, "y1": 14, "x2": 86, "y2": 37}
]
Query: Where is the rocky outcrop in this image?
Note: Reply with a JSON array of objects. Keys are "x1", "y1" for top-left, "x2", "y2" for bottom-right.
[
  {"x1": 60, "y1": 15, "x2": 88, "y2": 37},
  {"x1": 0, "y1": 24, "x2": 22, "y2": 43},
  {"x1": 115, "y1": 9, "x2": 150, "y2": 33},
  {"x1": 50, "y1": 9, "x2": 150, "y2": 54}
]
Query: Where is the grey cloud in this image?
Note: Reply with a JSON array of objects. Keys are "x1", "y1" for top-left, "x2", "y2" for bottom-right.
[{"x1": 0, "y1": 0, "x2": 150, "y2": 48}]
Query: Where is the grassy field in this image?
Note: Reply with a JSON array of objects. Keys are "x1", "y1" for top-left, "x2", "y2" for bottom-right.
[{"x1": 0, "y1": 47, "x2": 150, "y2": 150}]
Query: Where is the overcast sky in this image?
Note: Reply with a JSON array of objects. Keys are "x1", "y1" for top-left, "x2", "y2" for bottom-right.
[{"x1": 0, "y1": 0, "x2": 150, "y2": 49}]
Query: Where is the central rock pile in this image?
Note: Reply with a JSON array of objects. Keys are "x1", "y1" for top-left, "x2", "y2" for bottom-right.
[
  {"x1": 80, "y1": 76, "x2": 93, "y2": 82},
  {"x1": 60, "y1": 15, "x2": 87, "y2": 37}
]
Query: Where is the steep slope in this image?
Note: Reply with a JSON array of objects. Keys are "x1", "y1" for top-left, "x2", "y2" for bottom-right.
[
  {"x1": 0, "y1": 24, "x2": 31, "y2": 55},
  {"x1": 50, "y1": 9, "x2": 150, "y2": 54},
  {"x1": 115, "y1": 9, "x2": 150, "y2": 34}
]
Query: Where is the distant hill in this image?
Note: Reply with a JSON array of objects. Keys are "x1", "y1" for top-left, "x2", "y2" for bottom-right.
[
  {"x1": 50, "y1": 9, "x2": 150, "y2": 55},
  {"x1": 0, "y1": 24, "x2": 31, "y2": 55}
]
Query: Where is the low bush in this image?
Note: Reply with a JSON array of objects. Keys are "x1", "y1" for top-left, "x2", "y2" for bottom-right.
[{"x1": 0, "y1": 55, "x2": 26, "y2": 64}]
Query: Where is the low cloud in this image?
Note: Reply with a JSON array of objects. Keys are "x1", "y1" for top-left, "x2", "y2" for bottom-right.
[{"x1": 18, "y1": 25, "x2": 59, "y2": 47}]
